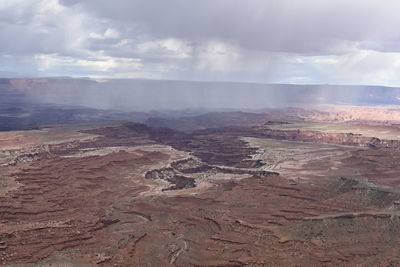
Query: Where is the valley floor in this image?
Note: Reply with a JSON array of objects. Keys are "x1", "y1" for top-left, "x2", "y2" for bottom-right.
[{"x1": 1, "y1": 117, "x2": 400, "y2": 266}]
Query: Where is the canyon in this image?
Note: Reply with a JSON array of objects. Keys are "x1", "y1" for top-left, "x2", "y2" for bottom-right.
[
  {"x1": 2, "y1": 106, "x2": 400, "y2": 266},
  {"x1": 2, "y1": 78, "x2": 400, "y2": 266}
]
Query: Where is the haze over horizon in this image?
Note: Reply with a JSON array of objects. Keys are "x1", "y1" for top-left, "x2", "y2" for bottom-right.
[{"x1": 2, "y1": 0, "x2": 400, "y2": 86}]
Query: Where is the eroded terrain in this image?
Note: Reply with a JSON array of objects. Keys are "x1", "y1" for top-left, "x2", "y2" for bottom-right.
[{"x1": 2, "y1": 113, "x2": 400, "y2": 266}]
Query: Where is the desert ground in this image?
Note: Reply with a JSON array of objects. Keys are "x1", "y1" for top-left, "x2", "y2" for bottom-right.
[{"x1": 1, "y1": 106, "x2": 400, "y2": 266}]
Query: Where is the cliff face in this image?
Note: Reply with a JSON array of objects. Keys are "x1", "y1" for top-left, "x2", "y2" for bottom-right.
[
  {"x1": 8, "y1": 79, "x2": 48, "y2": 91},
  {"x1": 0, "y1": 78, "x2": 48, "y2": 92},
  {"x1": 1, "y1": 78, "x2": 400, "y2": 110},
  {"x1": 295, "y1": 105, "x2": 400, "y2": 124}
]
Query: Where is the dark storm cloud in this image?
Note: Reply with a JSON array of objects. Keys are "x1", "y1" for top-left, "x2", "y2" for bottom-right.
[{"x1": 60, "y1": 0, "x2": 400, "y2": 54}]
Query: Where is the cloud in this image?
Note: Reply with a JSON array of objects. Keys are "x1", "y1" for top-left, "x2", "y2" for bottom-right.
[
  {"x1": 2, "y1": 0, "x2": 400, "y2": 85},
  {"x1": 137, "y1": 38, "x2": 192, "y2": 59},
  {"x1": 89, "y1": 28, "x2": 121, "y2": 40},
  {"x1": 63, "y1": 0, "x2": 400, "y2": 54}
]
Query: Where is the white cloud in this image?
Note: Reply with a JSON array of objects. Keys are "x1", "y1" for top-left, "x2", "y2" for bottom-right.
[
  {"x1": 196, "y1": 41, "x2": 241, "y2": 72},
  {"x1": 90, "y1": 28, "x2": 120, "y2": 40},
  {"x1": 297, "y1": 49, "x2": 400, "y2": 86},
  {"x1": 34, "y1": 53, "x2": 142, "y2": 74},
  {"x1": 137, "y1": 38, "x2": 192, "y2": 59}
]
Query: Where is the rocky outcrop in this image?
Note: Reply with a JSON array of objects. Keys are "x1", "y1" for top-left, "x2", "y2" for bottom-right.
[{"x1": 2, "y1": 121, "x2": 400, "y2": 266}]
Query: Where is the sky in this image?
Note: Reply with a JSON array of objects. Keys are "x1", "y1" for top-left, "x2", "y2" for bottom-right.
[{"x1": 1, "y1": 0, "x2": 400, "y2": 86}]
